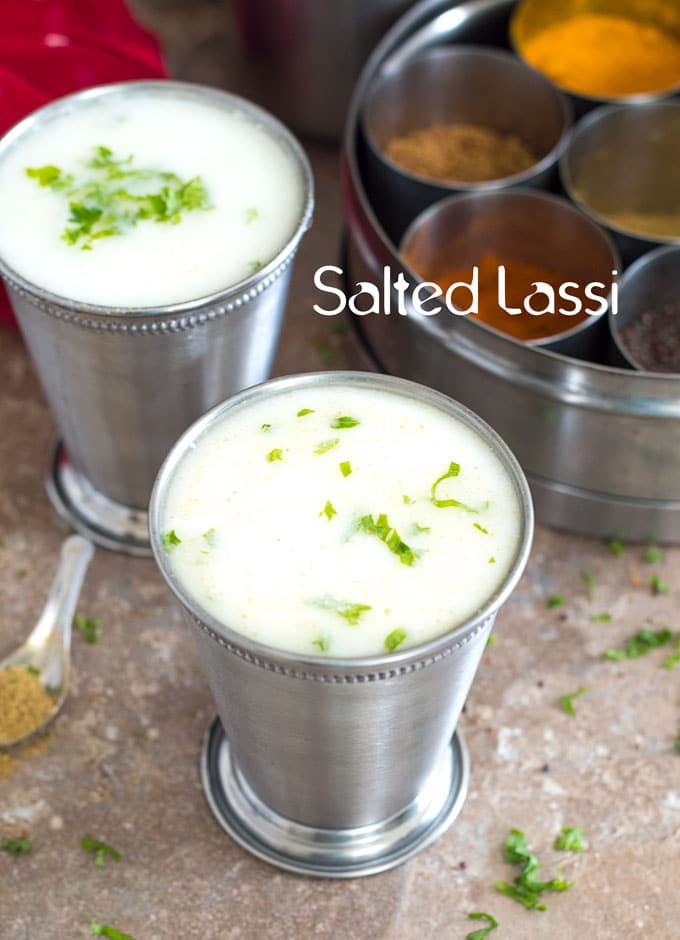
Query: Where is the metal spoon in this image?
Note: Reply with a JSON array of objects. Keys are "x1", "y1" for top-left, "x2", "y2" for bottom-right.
[{"x1": 0, "y1": 534, "x2": 94, "y2": 748}]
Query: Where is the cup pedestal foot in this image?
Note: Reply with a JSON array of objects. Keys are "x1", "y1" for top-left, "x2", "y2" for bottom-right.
[
  {"x1": 200, "y1": 714, "x2": 470, "y2": 878},
  {"x1": 45, "y1": 441, "x2": 151, "y2": 557}
]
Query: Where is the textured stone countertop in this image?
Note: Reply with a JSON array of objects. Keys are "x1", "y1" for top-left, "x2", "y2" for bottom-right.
[{"x1": 2, "y1": 4, "x2": 680, "y2": 939}]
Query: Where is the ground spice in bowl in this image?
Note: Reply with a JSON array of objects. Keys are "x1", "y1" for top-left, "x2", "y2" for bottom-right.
[
  {"x1": 0, "y1": 666, "x2": 55, "y2": 746},
  {"x1": 618, "y1": 303, "x2": 680, "y2": 373},
  {"x1": 385, "y1": 123, "x2": 538, "y2": 184},
  {"x1": 516, "y1": 13, "x2": 680, "y2": 99},
  {"x1": 422, "y1": 252, "x2": 590, "y2": 343}
]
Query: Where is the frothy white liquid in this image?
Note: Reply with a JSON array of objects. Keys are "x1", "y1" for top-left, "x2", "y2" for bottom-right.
[
  {"x1": 0, "y1": 89, "x2": 305, "y2": 306},
  {"x1": 161, "y1": 383, "x2": 522, "y2": 658}
]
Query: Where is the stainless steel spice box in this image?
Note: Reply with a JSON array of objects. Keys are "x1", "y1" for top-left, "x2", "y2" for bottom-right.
[{"x1": 342, "y1": 0, "x2": 680, "y2": 543}]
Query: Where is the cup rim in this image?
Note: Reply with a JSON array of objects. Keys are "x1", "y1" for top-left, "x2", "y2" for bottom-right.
[
  {"x1": 0, "y1": 79, "x2": 314, "y2": 316},
  {"x1": 399, "y1": 186, "x2": 621, "y2": 348},
  {"x1": 149, "y1": 370, "x2": 534, "y2": 673},
  {"x1": 560, "y1": 101, "x2": 680, "y2": 248},
  {"x1": 361, "y1": 43, "x2": 573, "y2": 194}
]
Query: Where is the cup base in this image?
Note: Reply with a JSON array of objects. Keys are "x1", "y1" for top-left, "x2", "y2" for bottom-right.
[
  {"x1": 200, "y1": 714, "x2": 470, "y2": 878},
  {"x1": 45, "y1": 441, "x2": 152, "y2": 557}
]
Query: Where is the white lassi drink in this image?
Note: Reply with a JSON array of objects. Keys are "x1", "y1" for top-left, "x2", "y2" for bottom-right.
[
  {"x1": 0, "y1": 87, "x2": 306, "y2": 307},
  {"x1": 160, "y1": 380, "x2": 522, "y2": 658}
]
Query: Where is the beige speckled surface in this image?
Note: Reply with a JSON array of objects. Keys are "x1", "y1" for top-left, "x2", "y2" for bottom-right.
[{"x1": 2, "y1": 2, "x2": 680, "y2": 938}]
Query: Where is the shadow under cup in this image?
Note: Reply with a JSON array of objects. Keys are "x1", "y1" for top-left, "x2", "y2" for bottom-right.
[
  {"x1": 0, "y1": 81, "x2": 314, "y2": 556},
  {"x1": 149, "y1": 371, "x2": 534, "y2": 877}
]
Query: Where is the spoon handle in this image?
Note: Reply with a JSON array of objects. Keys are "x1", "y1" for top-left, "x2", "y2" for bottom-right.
[{"x1": 28, "y1": 535, "x2": 95, "y2": 654}]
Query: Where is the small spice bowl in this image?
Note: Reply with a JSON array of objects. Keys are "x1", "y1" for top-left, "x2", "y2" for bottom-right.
[
  {"x1": 608, "y1": 245, "x2": 680, "y2": 375},
  {"x1": 361, "y1": 44, "x2": 572, "y2": 243},
  {"x1": 511, "y1": 0, "x2": 680, "y2": 117},
  {"x1": 560, "y1": 102, "x2": 680, "y2": 266},
  {"x1": 399, "y1": 189, "x2": 620, "y2": 359}
]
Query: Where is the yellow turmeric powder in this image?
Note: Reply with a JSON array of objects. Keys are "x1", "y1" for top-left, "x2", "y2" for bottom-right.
[{"x1": 520, "y1": 14, "x2": 680, "y2": 98}]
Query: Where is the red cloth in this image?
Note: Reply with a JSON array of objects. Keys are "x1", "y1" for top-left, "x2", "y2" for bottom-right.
[{"x1": 0, "y1": 0, "x2": 167, "y2": 328}]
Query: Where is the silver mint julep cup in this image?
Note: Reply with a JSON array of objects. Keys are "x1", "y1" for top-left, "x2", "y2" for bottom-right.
[
  {"x1": 149, "y1": 372, "x2": 534, "y2": 877},
  {"x1": 0, "y1": 81, "x2": 314, "y2": 555}
]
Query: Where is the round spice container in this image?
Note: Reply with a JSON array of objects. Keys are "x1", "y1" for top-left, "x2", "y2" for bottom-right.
[
  {"x1": 561, "y1": 102, "x2": 680, "y2": 266},
  {"x1": 400, "y1": 188, "x2": 620, "y2": 358},
  {"x1": 361, "y1": 44, "x2": 571, "y2": 242},
  {"x1": 511, "y1": 0, "x2": 680, "y2": 116},
  {"x1": 609, "y1": 245, "x2": 680, "y2": 375}
]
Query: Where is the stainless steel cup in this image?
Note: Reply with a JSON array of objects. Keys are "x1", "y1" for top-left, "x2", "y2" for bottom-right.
[
  {"x1": 361, "y1": 44, "x2": 572, "y2": 243},
  {"x1": 0, "y1": 81, "x2": 314, "y2": 555},
  {"x1": 560, "y1": 102, "x2": 680, "y2": 266},
  {"x1": 149, "y1": 371, "x2": 533, "y2": 876}
]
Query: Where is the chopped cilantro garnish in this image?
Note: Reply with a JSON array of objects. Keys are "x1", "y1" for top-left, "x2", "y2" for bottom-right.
[
  {"x1": 245, "y1": 207, "x2": 259, "y2": 224},
  {"x1": 248, "y1": 260, "x2": 263, "y2": 275},
  {"x1": 495, "y1": 828, "x2": 571, "y2": 911},
  {"x1": 358, "y1": 514, "x2": 415, "y2": 566},
  {"x1": 320, "y1": 500, "x2": 337, "y2": 521},
  {"x1": 267, "y1": 448, "x2": 283, "y2": 462},
  {"x1": 75, "y1": 614, "x2": 102, "y2": 645},
  {"x1": 487, "y1": 635, "x2": 495, "y2": 647},
  {"x1": 91, "y1": 923, "x2": 137, "y2": 940},
  {"x1": 604, "y1": 627, "x2": 673, "y2": 661},
  {"x1": 559, "y1": 686, "x2": 588, "y2": 716},
  {"x1": 314, "y1": 438, "x2": 339, "y2": 455},
  {"x1": 675, "y1": 729, "x2": 680, "y2": 753},
  {"x1": 202, "y1": 528, "x2": 217, "y2": 548},
  {"x1": 312, "y1": 596, "x2": 371, "y2": 626},
  {"x1": 81, "y1": 836, "x2": 121, "y2": 867},
  {"x1": 554, "y1": 827, "x2": 584, "y2": 853},
  {"x1": 580, "y1": 568, "x2": 595, "y2": 597},
  {"x1": 339, "y1": 461, "x2": 352, "y2": 477},
  {"x1": 649, "y1": 575, "x2": 669, "y2": 596},
  {"x1": 473, "y1": 523, "x2": 490, "y2": 535},
  {"x1": 331, "y1": 416, "x2": 360, "y2": 429},
  {"x1": 413, "y1": 523, "x2": 430, "y2": 534},
  {"x1": 1, "y1": 837, "x2": 32, "y2": 855},
  {"x1": 385, "y1": 628, "x2": 407, "y2": 652},
  {"x1": 663, "y1": 639, "x2": 680, "y2": 670},
  {"x1": 26, "y1": 665, "x2": 40, "y2": 676},
  {"x1": 261, "y1": 423, "x2": 272, "y2": 432},
  {"x1": 607, "y1": 537, "x2": 624, "y2": 557},
  {"x1": 590, "y1": 613, "x2": 612, "y2": 622},
  {"x1": 315, "y1": 341, "x2": 334, "y2": 365},
  {"x1": 297, "y1": 408, "x2": 315, "y2": 417},
  {"x1": 312, "y1": 637, "x2": 330, "y2": 653},
  {"x1": 162, "y1": 530, "x2": 181, "y2": 553},
  {"x1": 16, "y1": 568, "x2": 27, "y2": 580},
  {"x1": 546, "y1": 595, "x2": 564, "y2": 609},
  {"x1": 466, "y1": 912, "x2": 498, "y2": 940},
  {"x1": 488, "y1": 556, "x2": 496, "y2": 564},
  {"x1": 27, "y1": 148, "x2": 211, "y2": 250},
  {"x1": 643, "y1": 545, "x2": 663, "y2": 564},
  {"x1": 430, "y1": 462, "x2": 477, "y2": 513},
  {"x1": 403, "y1": 495, "x2": 415, "y2": 505}
]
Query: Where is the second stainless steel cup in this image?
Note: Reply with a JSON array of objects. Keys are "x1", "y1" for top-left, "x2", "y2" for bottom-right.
[{"x1": 0, "y1": 81, "x2": 314, "y2": 555}]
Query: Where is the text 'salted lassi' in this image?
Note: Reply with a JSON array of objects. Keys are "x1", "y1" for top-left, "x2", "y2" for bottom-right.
[
  {"x1": 0, "y1": 90, "x2": 305, "y2": 307},
  {"x1": 161, "y1": 382, "x2": 522, "y2": 658}
]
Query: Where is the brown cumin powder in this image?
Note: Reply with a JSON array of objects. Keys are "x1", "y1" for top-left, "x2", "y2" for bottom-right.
[
  {"x1": 385, "y1": 122, "x2": 537, "y2": 183},
  {"x1": 0, "y1": 666, "x2": 55, "y2": 746}
]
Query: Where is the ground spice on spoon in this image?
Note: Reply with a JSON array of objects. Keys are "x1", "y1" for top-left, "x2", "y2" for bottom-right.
[{"x1": 0, "y1": 666, "x2": 55, "y2": 746}]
